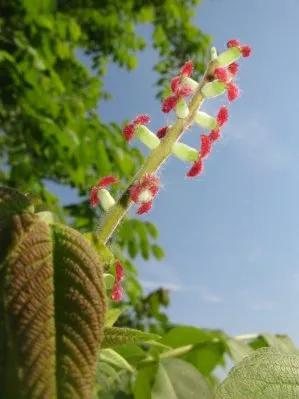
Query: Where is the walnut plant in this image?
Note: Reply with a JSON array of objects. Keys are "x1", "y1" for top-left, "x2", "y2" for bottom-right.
[{"x1": 0, "y1": 39, "x2": 266, "y2": 399}]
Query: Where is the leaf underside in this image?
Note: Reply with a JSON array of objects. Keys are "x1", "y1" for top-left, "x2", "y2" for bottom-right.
[{"x1": 0, "y1": 186, "x2": 107, "y2": 398}]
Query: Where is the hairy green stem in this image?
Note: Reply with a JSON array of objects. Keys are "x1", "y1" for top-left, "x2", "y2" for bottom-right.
[{"x1": 98, "y1": 59, "x2": 219, "y2": 244}]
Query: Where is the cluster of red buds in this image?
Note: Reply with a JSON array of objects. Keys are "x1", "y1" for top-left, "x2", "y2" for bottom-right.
[
  {"x1": 129, "y1": 174, "x2": 160, "y2": 215},
  {"x1": 90, "y1": 38, "x2": 251, "y2": 301},
  {"x1": 162, "y1": 61, "x2": 194, "y2": 118},
  {"x1": 111, "y1": 260, "x2": 124, "y2": 301}
]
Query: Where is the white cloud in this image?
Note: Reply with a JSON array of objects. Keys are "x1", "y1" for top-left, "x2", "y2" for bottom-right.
[{"x1": 249, "y1": 300, "x2": 276, "y2": 311}]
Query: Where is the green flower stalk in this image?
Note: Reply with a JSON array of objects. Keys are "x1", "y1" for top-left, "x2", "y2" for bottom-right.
[{"x1": 90, "y1": 38, "x2": 251, "y2": 244}]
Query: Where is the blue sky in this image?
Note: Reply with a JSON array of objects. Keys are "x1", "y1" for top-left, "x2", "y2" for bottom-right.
[{"x1": 51, "y1": 0, "x2": 299, "y2": 343}]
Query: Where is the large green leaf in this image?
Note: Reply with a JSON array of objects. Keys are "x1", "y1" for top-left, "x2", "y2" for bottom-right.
[
  {"x1": 214, "y1": 347, "x2": 299, "y2": 398},
  {"x1": 0, "y1": 186, "x2": 107, "y2": 398},
  {"x1": 161, "y1": 326, "x2": 213, "y2": 348},
  {"x1": 100, "y1": 348, "x2": 134, "y2": 373},
  {"x1": 101, "y1": 327, "x2": 160, "y2": 348},
  {"x1": 253, "y1": 333, "x2": 298, "y2": 354},
  {"x1": 151, "y1": 358, "x2": 213, "y2": 399}
]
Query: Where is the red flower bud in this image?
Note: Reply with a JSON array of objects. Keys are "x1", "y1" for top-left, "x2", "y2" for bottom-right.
[
  {"x1": 216, "y1": 106, "x2": 229, "y2": 127},
  {"x1": 241, "y1": 45, "x2": 251, "y2": 57},
  {"x1": 130, "y1": 174, "x2": 160, "y2": 214},
  {"x1": 134, "y1": 114, "x2": 151, "y2": 125},
  {"x1": 228, "y1": 62, "x2": 239, "y2": 76},
  {"x1": 115, "y1": 260, "x2": 124, "y2": 282},
  {"x1": 171, "y1": 76, "x2": 181, "y2": 92},
  {"x1": 162, "y1": 95, "x2": 179, "y2": 113},
  {"x1": 90, "y1": 176, "x2": 118, "y2": 208},
  {"x1": 90, "y1": 186, "x2": 100, "y2": 207},
  {"x1": 200, "y1": 134, "x2": 212, "y2": 159},
  {"x1": 157, "y1": 126, "x2": 169, "y2": 139},
  {"x1": 227, "y1": 39, "x2": 241, "y2": 48},
  {"x1": 97, "y1": 176, "x2": 119, "y2": 188},
  {"x1": 209, "y1": 129, "x2": 221, "y2": 143},
  {"x1": 186, "y1": 159, "x2": 204, "y2": 177},
  {"x1": 111, "y1": 282, "x2": 124, "y2": 302},
  {"x1": 123, "y1": 114, "x2": 151, "y2": 141},
  {"x1": 227, "y1": 81, "x2": 240, "y2": 101},
  {"x1": 137, "y1": 201, "x2": 153, "y2": 215},
  {"x1": 176, "y1": 85, "x2": 193, "y2": 98},
  {"x1": 180, "y1": 60, "x2": 194, "y2": 77},
  {"x1": 214, "y1": 67, "x2": 230, "y2": 83}
]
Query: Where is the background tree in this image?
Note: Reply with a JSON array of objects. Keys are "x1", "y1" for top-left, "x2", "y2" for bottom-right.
[{"x1": 0, "y1": 0, "x2": 211, "y2": 330}]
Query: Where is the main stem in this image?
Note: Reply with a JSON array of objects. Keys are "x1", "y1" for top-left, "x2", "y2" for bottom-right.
[{"x1": 98, "y1": 59, "x2": 219, "y2": 244}]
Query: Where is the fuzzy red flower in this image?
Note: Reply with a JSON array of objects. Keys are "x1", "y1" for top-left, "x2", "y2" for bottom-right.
[
  {"x1": 241, "y1": 45, "x2": 251, "y2": 57},
  {"x1": 130, "y1": 174, "x2": 160, "y2": 214},
  {"x1": 214, "y1": 67, "x2": 230, "y2": 83},
  {"x1": 162, "y1": 95, "x2": 179, "y2": 113},
  {"x1": 171, "y1": 76, "x2": 181, "y2": 92},
  {"x1": 123, "y1": 114, "x2": 151, "y2": 141},
  {"x1": 162, "y1": 60, "x2": 194, "y2": 114},
  {"x1": 137, "y1": 201, "x2": 152, "y2": 215},
  {"x1": 90, "y1": 187, "x2": 100, "y2": 207},
  {"x1": 209, "y1": 128, "x2": 221, "y2": 143},
  {"x1": 157, "y1": 126, "x2": 169, "y2": 139},
  {"x1": 216, "y1": 106, "x2": 229, "y2": 127},
  {"x1": 90, "y1": 176, "x2": 119, "y2": 207},
  {"x1": 200, "y1": 135, "x2": 212, "y2": 159},
  {"x1": 111, "y1": 282, "x2": 123, "y2": 302},
  {"x1": 227, "y1": 81, "x2": 240, "y2": 101},
  {"x1": 227, "y1": 39, "x2": 241, "y2": 48},
  {"x1": 186, "y1": 159, "x2": 204, "y2": 178},
  {"x1": 228, "y1": 62, "x2": 239, "y2": 76},
  {"x1": 227, "y1": 39, "x2": 252, "y2": 58},
  {"x1": 115, "y1": 260, "x2": 124, "y2": 282},
  {"x1": 180, "y1": 60, "x2": 194, "y2": 77}
]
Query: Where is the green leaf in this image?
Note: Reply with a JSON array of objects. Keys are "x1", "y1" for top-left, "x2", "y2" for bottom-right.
[
  {"x1": 101, "y1": 327, "x2": 161, "y2": 348},
  {"x1": 259, "y1": 333, "x2": 298, "y2": 353},
  {"x1": 115, "y1": 344, "x2": 147, "y2": 365},
  {"x1": 0, "y1": 187, "x2": 107, "y2": 398},
  {"x1": 104, "y1": 273, "x2": 115, "y2": 289},
  {"x1": 51, "y1": 223, "x2": 107, "y2": 397},
  {"x1": 151, "y1": 244, "x2": 165, "y2": 260},
  {"x1": 186, "y1": 341, "x2": 226, "y2": 377},
  {"x1": 226, "y1": 338, "x2": 254, "y2": 363},
  {"x1": 105, "y1": 306, "x2": 128, "y2": 327},
  {"x1": 152, "y1": 358, "x2": 213, "y2": 399},
  {"x1": 134, "y1": 363, "x2": 158, "y2": 399},
  {"x1": 161, "y1": 326, "x2": 213, "y2": 348},
  {"x1": 214, "y1": 347, "x2": 299, "y2": 398},
  {"x1": 97, "y1": 361, "x2": 121, "y2": 389},
  {"x1": 100, "y1": 348, "x2": 134, "y2": 373},
  {"x1": 145, "y1": 221, "x2": 159, "y2": 239}
]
